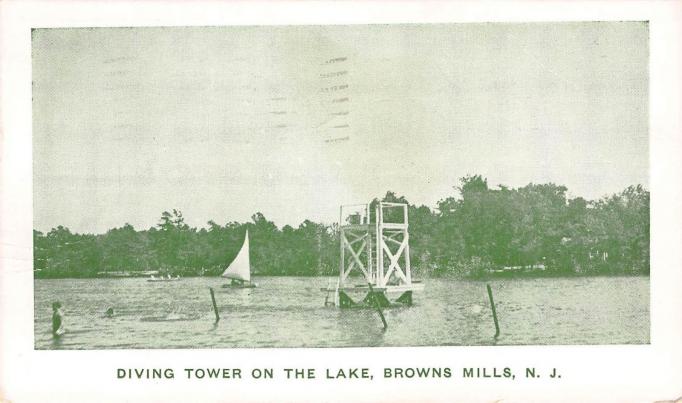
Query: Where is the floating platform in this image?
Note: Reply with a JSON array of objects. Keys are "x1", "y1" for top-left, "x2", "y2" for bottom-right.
[
  {"x1": 321, "y1": 281, "x2": 424, "y2": 308},
  {"x1": 321, "y1": 282, "x2": 424, "y2": 295}
]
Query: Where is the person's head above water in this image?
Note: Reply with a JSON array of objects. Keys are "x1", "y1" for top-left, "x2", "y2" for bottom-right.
[
  {"x1": 105, "y1": 307, "x2": 114, "y2": 317},
  {"x1": 52, "y1": 301, "x2": 62, "y2": 311}
]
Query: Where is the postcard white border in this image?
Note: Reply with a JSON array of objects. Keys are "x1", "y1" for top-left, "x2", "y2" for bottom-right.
[{"x1": 1, "y1": 1, "x2": 681, "y2": 402}]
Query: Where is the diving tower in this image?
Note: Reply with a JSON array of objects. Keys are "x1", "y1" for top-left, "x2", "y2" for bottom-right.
[{"x1": 324, "y1": 201, "x2": 424, "y2": 308}]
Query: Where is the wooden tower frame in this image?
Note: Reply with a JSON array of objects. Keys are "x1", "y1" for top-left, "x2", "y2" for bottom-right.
[
  {"x1": 329, "y1": 201, "x2": 423, "y2": 308},
  {"x1": 374, "y1": 202, "x2": 412, "y2": 287},
  {"x1": 339, "y1": 203, "x2": 373, "y2": 287}
]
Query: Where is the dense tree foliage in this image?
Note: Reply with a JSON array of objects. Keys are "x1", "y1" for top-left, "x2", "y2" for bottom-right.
[{"x1": 34, "y1": 176, "x2": 649, "y2": 278}]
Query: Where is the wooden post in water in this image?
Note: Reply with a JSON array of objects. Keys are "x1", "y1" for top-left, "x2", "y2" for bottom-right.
[
  {"x1": 367, "y1": 283, "x2": 388, "y2": 330},
  {"x1": 209, "y1": 287, "x2": 220, "y2": 323},
  {"x1": 486, "y1": 284, "x2": 500, "y2": 338}
]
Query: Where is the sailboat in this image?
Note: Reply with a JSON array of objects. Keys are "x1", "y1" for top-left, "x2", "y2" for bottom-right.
[{"x1": 221, "y1": 229, "x2": 257, "y2": 288}]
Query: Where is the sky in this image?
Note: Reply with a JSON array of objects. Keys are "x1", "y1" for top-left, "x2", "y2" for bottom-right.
[{"x1": 32, "y1": 22, "x2": 649, "y2": 234}]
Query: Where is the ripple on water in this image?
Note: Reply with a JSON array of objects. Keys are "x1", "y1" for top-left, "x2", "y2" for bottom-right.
[{"x1": 34, "y1": 276, "x2": 649, "y2": 349}]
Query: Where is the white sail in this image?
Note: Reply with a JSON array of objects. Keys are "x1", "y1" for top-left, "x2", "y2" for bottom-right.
[{"x1": 222, "y1": 229, "x2": 250, "y2": 282}]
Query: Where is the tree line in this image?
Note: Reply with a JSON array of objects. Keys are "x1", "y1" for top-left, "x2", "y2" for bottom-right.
[{"x1": 33, "y1": 175, "x2": 649, "y2": 279}]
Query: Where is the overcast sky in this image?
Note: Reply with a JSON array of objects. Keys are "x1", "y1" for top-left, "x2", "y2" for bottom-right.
[{"x1": 32, "y1": 22, "x2": 648, "y2": 234}]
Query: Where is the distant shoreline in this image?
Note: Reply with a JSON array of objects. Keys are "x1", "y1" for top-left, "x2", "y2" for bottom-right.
[
  {"x1": 33, "y1": 271, "x2": 650, "y2": 280},
  {"x1": 33, "y1": 179, "x2": 650, "y2": 281}
]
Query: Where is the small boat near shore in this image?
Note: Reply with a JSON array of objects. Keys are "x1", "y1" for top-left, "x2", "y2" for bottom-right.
[{"x1": 147, "y1": 274, "x2": 181, "y2": 282}]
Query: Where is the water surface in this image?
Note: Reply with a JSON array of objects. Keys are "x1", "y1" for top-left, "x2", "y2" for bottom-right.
[{"x1": 34, "y1": 276, "x2": 649, "y2": 349}]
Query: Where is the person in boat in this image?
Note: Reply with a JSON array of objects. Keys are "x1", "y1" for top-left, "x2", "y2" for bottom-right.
[
  {"x1": 52, "y1": 301, "x2": 65, "y2": 337},
  {"x1": 230, "y1": 278, "x2": 244, "y2": 286}
]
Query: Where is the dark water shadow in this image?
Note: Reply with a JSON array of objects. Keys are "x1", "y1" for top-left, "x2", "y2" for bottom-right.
[
  {"x1": 50, "y1": 334, "x2": 64, "y2": 349},
  {"x1": 49, "y1": 328, "x2": 96, "y2": 348}
]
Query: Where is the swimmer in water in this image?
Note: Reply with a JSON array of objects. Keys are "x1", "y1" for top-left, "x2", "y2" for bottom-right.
[
  {"x1": 52, "y1": 302, "x2": 65, "y2": 337},
  {"x1": 105, "y1": 307, "x2": 114, "y2": 318}
]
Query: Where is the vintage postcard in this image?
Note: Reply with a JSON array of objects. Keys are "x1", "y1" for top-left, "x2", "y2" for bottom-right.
[
  {"x1": 30, "y1": 22, "x2": 650, "y2": 350},
  {"x1": 2, "y1": 1, "x2": 681, "y2": 402}
]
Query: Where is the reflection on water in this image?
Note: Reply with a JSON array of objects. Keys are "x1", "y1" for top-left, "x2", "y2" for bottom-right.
[{"x1": 34, "y1": 276, "x2": 649, "y2": 349}]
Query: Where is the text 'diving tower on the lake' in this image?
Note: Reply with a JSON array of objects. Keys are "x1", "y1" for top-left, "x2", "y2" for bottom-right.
[{"x1": 325, "y1": 201, "x2": 424, "y2": 308}]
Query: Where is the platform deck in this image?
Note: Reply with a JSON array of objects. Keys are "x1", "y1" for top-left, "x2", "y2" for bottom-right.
[{"x1": 320, "y1": 282, "x2": 424, "y2": 294}]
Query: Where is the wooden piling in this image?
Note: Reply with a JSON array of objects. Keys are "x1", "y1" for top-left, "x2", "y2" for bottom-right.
[
  {"x1": 209, "y1": 287, "x2": 220, "y2": 322},
  {"x1": 486, "y1": 284, "x2": 500, "y2": 338},
  {"x1": 367, "y1": 283, "x2": 388, "y2": 330}
]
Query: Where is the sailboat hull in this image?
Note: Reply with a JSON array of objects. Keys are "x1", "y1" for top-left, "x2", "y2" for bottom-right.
[{"x1": 221, "y1": 282, "x2": 257, "y2": 289}]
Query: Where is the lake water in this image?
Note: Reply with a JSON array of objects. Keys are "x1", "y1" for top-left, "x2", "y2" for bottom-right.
[{"x1": 34, "y1": 276, "x2": 649, "y2": 349}]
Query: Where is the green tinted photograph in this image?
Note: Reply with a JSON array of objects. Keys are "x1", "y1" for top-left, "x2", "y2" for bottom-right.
[{"x1": 32, "y1": 22, "x2": 649, "y2": 349}]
